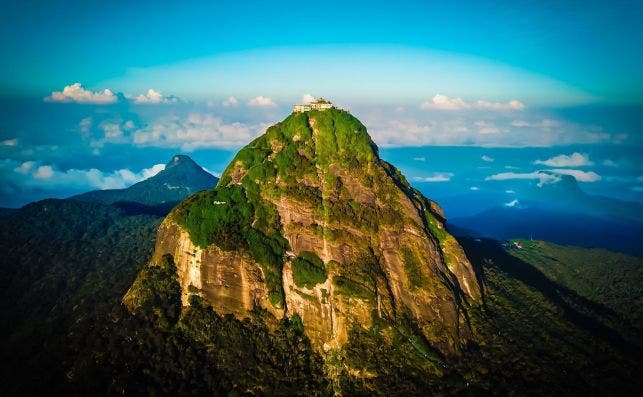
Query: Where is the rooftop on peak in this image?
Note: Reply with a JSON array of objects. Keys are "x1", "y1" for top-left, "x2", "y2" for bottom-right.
[{"x1": 293, "y1": 97, "x2": 334, "y2": 113}]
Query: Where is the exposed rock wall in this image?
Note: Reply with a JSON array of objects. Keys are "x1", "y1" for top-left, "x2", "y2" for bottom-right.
[{"x1": 139, "y1": 108, "x2": 481, "y2": 356}]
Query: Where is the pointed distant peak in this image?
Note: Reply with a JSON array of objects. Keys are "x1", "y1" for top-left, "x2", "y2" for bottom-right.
[{"x1": 166, "y1": 154, "x2": 198, "y2": 168}]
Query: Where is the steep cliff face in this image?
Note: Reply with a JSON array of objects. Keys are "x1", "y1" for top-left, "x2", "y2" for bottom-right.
[{"x1": 138, "y1": 108, "x2": 481, "y2": 356}]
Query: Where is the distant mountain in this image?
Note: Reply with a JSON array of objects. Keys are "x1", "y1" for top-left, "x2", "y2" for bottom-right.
[
  {"x1": 449, "y1": 174, "x2": 643, "y2": 255},
  {"x1": 523, "y1": 174, "x2": 643, "y2": 223},
  {"x1": 71, "y1": 155, "x2": 218, "y2": 209},
  {"x1": 450, "y1": 206, "x2": 643, "y2": 256}
]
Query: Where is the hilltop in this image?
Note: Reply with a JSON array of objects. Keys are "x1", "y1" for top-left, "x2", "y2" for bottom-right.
[{"x1": 71, "y1": 155, "x2": 217, "y2": 210}]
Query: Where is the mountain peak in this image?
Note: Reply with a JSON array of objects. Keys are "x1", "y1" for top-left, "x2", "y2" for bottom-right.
[
  {"x1": 166, "y1": 154, "x2": 200, "y2": 169},
  {"x1": 138, "y1": 109, "x2": 481, "y2": 357},
  {"x1": 71, "y1": 155, "x2": 217, "y2": 208}
]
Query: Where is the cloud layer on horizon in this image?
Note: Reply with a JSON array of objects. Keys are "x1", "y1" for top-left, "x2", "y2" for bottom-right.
[
  {"x1": 4, "y1": 158, "x2": 165, "y2": 191},
  {"x1": 420, "y1": 94, "x2": 525, "y2": 111}
]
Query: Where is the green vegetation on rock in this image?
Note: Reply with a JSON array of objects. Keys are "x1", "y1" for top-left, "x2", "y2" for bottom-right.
[
  {"x1": 292, "y1": 251, "x2": 327, "y2": 288},
  {"x1": 401, "y1": 247, "x2": 424, "y2": 289},
  {"x1": 172, "y1": 184, "x2": 289, "y2": 307},
  {"x1": 123, "y1": 253, "x2": 182, "y2": 328}
]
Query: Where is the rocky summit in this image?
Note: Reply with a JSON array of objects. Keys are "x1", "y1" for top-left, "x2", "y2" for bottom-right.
[{"x1": 126, "y1": 107, "x2": 481, "y2": 357}]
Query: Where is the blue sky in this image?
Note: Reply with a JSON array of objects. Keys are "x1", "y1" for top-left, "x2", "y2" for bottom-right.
[{"x1": 0, "y1": 0, "x2": 642, "y2": 208}]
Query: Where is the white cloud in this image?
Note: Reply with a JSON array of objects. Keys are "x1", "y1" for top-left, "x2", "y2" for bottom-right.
[
  {"x1": 222, "y1": 96, "x2": 239, "y2": 107},
  {"x1": 79, "y1": 117, "x2": 92, "y2": 135},
  {"x1": 369, "y1": 119, "x2": 436, "y2": 147},
  {"x1": 248, "y1": 96, "x2": 277, "y2": 107},
  {"x1": 366, "y1": 111, "x2": 620, "y2": 147},
  {"x1": 470, "y1": 186, "x2": 480, "y2": 191},
  {"x1": 534, "y1": 152, "x2": 593, "y2": 167},
  {"x1": 486, "y1": 169, "x2": 601, "y2": 185},
  {"x1": 420, "y1": 94, "x2": 525, "y2": 111},
  {"x1": 413, "y1": 172, "x2": 454, "y2": 182},
  {"x1": 421, "y1": 94, "x2": 469, "y2": 110},
  {"x1": 200, "y1": 166, "x2": 220, "y2": 178},
  {"x1": 46, "y1": 83, "x2": 117, "y2": 104},
  {"x1": 34, "y1": 165, "x2": 54, "y2": 179},
  {"x1": 80, "y1": 120, "x2": 132, "y2": 152},
  {"x1": 14, "y1": 161, "x2": 35, "y2": 174},
  {"x1": 505, "y1": 189, "x2": 516, "y2": 194},
  {"x1": 481, "y1": 155, "x2": 494, "y2": 162},
  {"x1": 511, "y1": 120, "x2": 530, "y2": 127},
  {"x1": 132, "y1": 113, "x2": 261, "y2": 151},
  {"x1": 1, "y1": 138, "x2": 18, "y2": 146},
  {"x1": 485, "y1": 171, "x2": 561, "y2": 187},
  {"x1": 504, "y1": 199, "x2": 519, "y2": 207},
  {"x1": 475, "y1": 99, "x2": 525, "y2": 111},
  {"x1": 412, "y1": 157, "x2": 426, "y2": 162},
  {"x1": 141, "y1": 164, "x2": 166, "y2": 179},
  {"x1": 301, "y1": 94, "x2": 315, "y2": 104},
  {"x1": 474, "y1": 121, "x2": 501, "y2": 134},
  {"x1": 132, "y1": 88, "x2": 178, "y2": 104},
  {"x1": 8, "y1": 160, "x2": 165, "y2": 190},
  {"x1": 548, "y1": 168, "x2": 601, "y2": 182},
  {"x1": 602, "y1": 159, "x2": 617, "y2": 167}
]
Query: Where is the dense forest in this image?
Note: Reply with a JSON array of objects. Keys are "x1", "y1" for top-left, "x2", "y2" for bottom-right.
[{"x1": 0, "y1": 197, "x2": 641, "y2": 395}]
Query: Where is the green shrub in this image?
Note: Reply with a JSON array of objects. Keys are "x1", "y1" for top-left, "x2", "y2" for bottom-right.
[{"x1": 333, "y1": 276, "x2": 374, "y2": 300}]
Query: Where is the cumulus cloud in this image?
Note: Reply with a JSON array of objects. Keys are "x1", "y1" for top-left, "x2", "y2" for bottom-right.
[
  {"x1": 248, "y1": 96, "x2": 277, "y2": 107},
  {"x1": 1, "y1": 138, "x2": 18, "y2": 146},
  {"x1": 486, "y1": 169, "x2": 601, "y2": 185},
  {"x1": 366, "y1": 110, "x2": 621, "y2": 147},
  {"x1": 6, "y1": 159, "x2": 165, "y2": 190},
  {"x1": 14, "y1": 161, "x2": 35, "y2": 174},
  {"x1": 420, "y1": 94, "x2": 525, "y2": 111},
  {"x1": 132, "y1": 113, "x2": 261, "y2": 151},
  {"x1": 475, "y1": 99, "x2": 525, "y2": 111},
  {"x1": 534, "y1": 152, "x2": 593, "y2": 167},
  {"x1": 481, "y1": 155, "x2": 494, "y2": 162},
  {"x1": 485, "y1": 171, "x2": 562, "y2": 187},
  {"x1": 413, "y1": 172, "x2": 454, "y2": 182},
  {"x1": 474, "y1": 121, "x2": 502, "y2": 134},
  {"x1": 78, "y1": 119, "x2": 135, "y2": 153},
  {"x1": 222, "y1": 96, "x2": 239, "y2": 107},
  {"x1": 548, "y1": 168, "x2": 601, "y2": 182},
  {"x1": 34, "y1": 165, "x2": 54, "y2": 179},
  {"x1": 369, "y1": 119, "x2": 436, "y2": 146},
  {"x1": 602, "y1": 159, "x2": 617, "y2": 167},
  {"x1": 470, "y1": 186, "x2": 480, "y2": 191},
  {"x1": 131, "y1": 88, "x2": 178, "y2": 104},
  {"x1": 46, "y1": 83, "x2": 117, "y2": 104},
  {"x1": 421, "y1": 94, "x2": 469, "y2": 110},
  {"x1": 504, "y1": 199, "x2": 520, "y2": 207},
  {"x1": 301, "y1": 94, "x2": 315, "y2": 104}
]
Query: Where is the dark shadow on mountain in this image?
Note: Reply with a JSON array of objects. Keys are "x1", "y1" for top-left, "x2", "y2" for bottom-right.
[
  {"x1": 110, "y1": 200, "x2": 180, "y2": 217},
  {"x1": 458, "y1": 236, "x2": 643, "y2": 359}
]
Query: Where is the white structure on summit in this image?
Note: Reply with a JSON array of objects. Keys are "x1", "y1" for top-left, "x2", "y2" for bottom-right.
[{"x1": 293, "y1": 97, "x2": 334, "y2": 113}]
